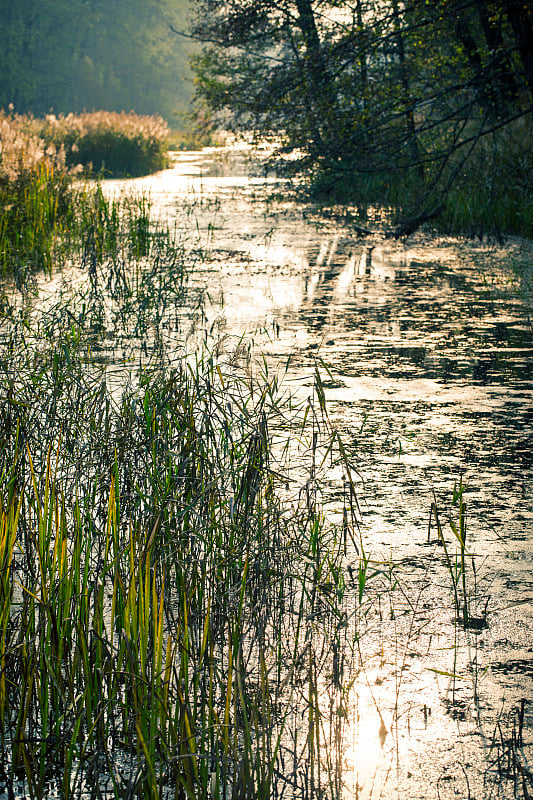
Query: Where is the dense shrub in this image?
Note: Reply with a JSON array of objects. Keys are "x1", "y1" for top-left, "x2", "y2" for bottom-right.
[
  {"x1": 34, "y1": 110, "x2": 170, "y2": 177},
  {"x1": 0, "y1": 109, "x2": 169, "y2": 280}
]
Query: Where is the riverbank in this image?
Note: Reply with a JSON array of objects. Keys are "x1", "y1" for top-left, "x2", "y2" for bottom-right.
[
  {"x1": 299, "y1": 117, "x2": 533, "y2": 240},
  {"x1": 0, "y1": 110, "x2": 172, "y2": 281}
]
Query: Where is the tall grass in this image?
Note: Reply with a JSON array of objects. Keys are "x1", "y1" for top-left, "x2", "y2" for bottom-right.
[
  {"x1": 0, "y1": 110, "x2": 68, "y2": 279},
  {"x1": 0, "y1": 275, "x2": 361, "y2": 798},
  {"x1": 0, "y1": 175, "x2": 177, "y2": 285},
  {"x1": 438, "y1": 118, "x2": 533, "y2": 238},
  {"x1": 0, "y1": 162, "x2": 71, "y2": 280},
  {"x1": 33, "y1": 111, "x2": 170, "y2": 177}
]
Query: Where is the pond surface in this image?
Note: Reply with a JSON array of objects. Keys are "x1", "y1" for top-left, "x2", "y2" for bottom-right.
[{"x1": 107, "y1": 146, "x2": 533, "y2": 798}]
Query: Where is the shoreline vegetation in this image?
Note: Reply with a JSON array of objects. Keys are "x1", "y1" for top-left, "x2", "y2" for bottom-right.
[
  {"x1": 0, "y1": 282, "x2": 355, "y2": 798},
  {"x1": 308, "y1": 115, "x2": 533, "y2": 240},
  {"x1": 189, "y1": 0, "x2": 533, "y2": 241},
  {"x1": 1, "y1": 109, "x2": 170, "y2": 179},
  {"x1": 0, "y1": 109, "x2": 171, "y2": 281},
  {"x1": 0, "y1": 111, "x2": 371, "y2": 797}
]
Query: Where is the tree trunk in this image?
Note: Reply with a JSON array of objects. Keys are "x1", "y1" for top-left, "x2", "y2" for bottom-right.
[
  {"x1": 356, "y1": 0, "x2": 368, "y2": 96},
  {"x1": 453, "y1": 9, "x2": 501, "y2": 116},
  {"x1": 505, "y1": 0, "x2": 533, "y2": 101},
  {"x1": 293, "y1": 0, "x2": 338, "y2": 156},
  {"x1": 477, "y1": 1, "x2": 518, "y2": 110},
  {"x1": 391, "y1": 0, "x2": 424, "y2": 177}
]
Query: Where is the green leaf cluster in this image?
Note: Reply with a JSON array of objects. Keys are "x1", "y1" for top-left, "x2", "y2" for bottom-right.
[{"x1": 191, "y1": 0, "x2": 533, "y2": 235}]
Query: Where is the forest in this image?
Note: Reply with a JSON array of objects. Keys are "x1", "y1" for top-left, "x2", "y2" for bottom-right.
[{"x1": 0, "y1": 0, "x2": 193, "y2": 122}]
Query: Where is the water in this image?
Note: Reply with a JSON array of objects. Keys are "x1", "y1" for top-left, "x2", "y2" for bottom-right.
[
  {"x1": 116, "y1": 146, "x2": 532, "y2": 569},
  {"x1": 107, "y1": 145, "x2": 533, "y2": 797}
]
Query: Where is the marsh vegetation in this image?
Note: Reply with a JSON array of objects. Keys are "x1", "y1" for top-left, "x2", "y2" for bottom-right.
[
  {"x1": 0, "y1": 117, "x2": 531, "y2": 799},
  {"x1": 0, "y1": 287, "x2": 352, "y2": 798},
  {"x1": 0, "y1": 109, "x2": 171, "y2": 283}
]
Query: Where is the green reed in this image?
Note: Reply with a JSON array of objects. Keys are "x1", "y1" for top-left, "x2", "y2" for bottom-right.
[
  {"x1": 0, "y1": 167, "x2": 175, "y2": 289},
  {"x1": 429, "y1": 479, "x2": 488, "y2": 633},
  {"x1": 0, "y1": 281, "x2": 359, "y2": 798},
  {"x1": 0, "y1": 163, "x2": 69, "y2": 280}
]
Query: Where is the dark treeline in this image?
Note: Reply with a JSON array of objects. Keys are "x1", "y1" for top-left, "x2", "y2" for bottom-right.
[
  {"x1": 190, "y1": 0, "x2": 533, "y2": 234},
  {"x1": 0, "y1": 0, "x2": 193, "y2": 122}
]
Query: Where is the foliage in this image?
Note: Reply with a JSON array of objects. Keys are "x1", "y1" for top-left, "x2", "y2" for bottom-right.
[
  {"x1": 0, "y1": 109, "x2": 173, "y2": 280},
  {"x1": 168, "y1": 107, "x2": 222, "y2": 150},
  {"x1": 190, "y1": 0, "x2": 533, "y2": 235},
  {"x1": 0, "y1": 0, "x2": 193, "y2": 122}
]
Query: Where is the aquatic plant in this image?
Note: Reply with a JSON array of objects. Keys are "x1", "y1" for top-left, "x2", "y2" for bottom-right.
[
  {"x1": 429, "y1": 480, "x2": 490, "y2": 633},
  {"x1": 488, "y1": 701, "x2": 533, "y2": 797},
  {"x1": 0, "y1": 276, "x2": 360, "y2": 798},
  {"x1": 0, "y1": 109, "x2": 67, "y2": 186},
  {"x1": 0, "y1": 110, "x2": 66, "y2": 278},
  {"x1": 0, "y1": 162, "x2": 71, "y2": 280},
  {"x1": 0, "y1": 111, "x2": 165, "y2": 282},
  {"x1": 34, "y1": 110, "x2": 170, "y2": 177}
]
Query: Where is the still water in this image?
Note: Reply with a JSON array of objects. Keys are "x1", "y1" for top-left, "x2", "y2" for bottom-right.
[{"x1": 107, "y1": 145, "x2": 532, "y2": 799}]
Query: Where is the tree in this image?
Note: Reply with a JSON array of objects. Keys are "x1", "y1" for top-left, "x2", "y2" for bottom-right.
[
  {"x1": 190, "y1": 0, "x2": 345, "y2": 161},
  {"x1": 190, "y1": 0, "x2": 533, "y2": 224}
]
